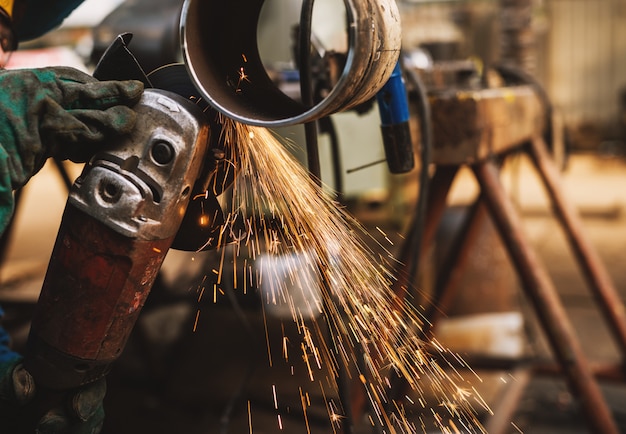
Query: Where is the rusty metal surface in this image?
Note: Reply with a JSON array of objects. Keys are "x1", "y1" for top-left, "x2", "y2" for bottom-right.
[
  {"x1": 392, "y1": 165, "x2": 458, "y2": 299},
  {"x1": 426, "y1": 200, "x2": 490, "y2": 329},
  {"x1": 529, "y1": 136, "x2": 626, "y2": 360},
  {"x1": 429, "y1": 85, "x2": 544, "y2": 165},
  {"x1": 473, "y1": 159, "x2": 620, "y2": 434},
  {"x1": 25, "y1": 206, "x2": 172, "y2": 389}
]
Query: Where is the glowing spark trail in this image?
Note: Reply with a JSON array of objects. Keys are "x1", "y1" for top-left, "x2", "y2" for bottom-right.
[{"x1": 202, "y1": 117, "x2": 485, "y2": 433}]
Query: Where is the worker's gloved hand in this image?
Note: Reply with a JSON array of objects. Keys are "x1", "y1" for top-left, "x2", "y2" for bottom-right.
[
  {"x1": 36, "y1": 377, "x2": 106, "y2": 434},
  {"x1": 0, "y1": 66, "x2": 144, "y2": 233},
  {"x1": 0, "y1": 358, "x2": 36, "y2": 428},
  {"x1": 0, "y1": 358, "x2": 106, "y2": 433}
]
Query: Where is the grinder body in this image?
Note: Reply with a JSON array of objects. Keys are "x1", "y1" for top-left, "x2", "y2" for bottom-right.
[{"x1": 24, "y1": 89, "x2": 210, "y2": 390}]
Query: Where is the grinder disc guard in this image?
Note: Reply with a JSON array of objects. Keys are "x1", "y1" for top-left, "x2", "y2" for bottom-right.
[{"x1": 148, "y1": 63, "x2": 232, "y2": 252}]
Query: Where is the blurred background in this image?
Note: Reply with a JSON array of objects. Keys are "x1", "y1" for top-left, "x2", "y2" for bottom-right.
[{"x1": 1, "y1": 0, "x2": 626, "y2": 432}]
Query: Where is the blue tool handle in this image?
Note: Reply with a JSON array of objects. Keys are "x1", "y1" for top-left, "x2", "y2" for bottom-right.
[{"x1": 376, "y1": 61, "x2": 414, "y2": 173}]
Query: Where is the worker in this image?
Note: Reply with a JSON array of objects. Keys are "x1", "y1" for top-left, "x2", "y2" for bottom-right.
[{"x1": 0, "y1": 0, "x2": 145, "y2": 432}]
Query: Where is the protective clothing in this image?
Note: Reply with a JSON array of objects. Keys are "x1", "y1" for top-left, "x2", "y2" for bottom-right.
[
  {"x1": 0, "y1": 0, "x2": 15, "y2": 17},
  {"x1": 0, "y1": 66, "x2": 144, "y2": 234},
  {"x1": 0, "y1": 1, "x2": 17, "y2": 67},
  {"x1": 13, "y1": 0, "x2": 86, "y2": 41},
  {"x1": 0, "y1": 306, "x2": 19, "y2": 366}
]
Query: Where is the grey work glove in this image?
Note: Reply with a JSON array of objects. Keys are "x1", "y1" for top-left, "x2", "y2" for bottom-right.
[
  {"x1": 0, "y1": 358, "x2": 106, "y2": 433},
  {"x1": 0, "y1": 66, "x2": 144, "y2": 233}
]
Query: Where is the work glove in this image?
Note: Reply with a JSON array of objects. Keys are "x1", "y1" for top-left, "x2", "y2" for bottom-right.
[
  {"x1": 0, "y1": 357, "x2": 106, "y2": 433},
  {"x1": 0, "y1": 66, "x2": 144, "y2": 234}
]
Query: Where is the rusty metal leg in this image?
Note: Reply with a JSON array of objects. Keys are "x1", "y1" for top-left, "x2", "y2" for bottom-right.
[
  {"x1": 425, "y1": 199, "x2": 488, "y2": 329},
  {"x1": 473, "y1": 159, "x2": 619, "y2": 434},
  {"x1": 425, "y1": 198, "x2": 532, "y2": 434},
  {"x1": 529, "y1": 136, "x2": 626, "y2": 359},
  {"x1": 393, "y1": 165, "x2": 459, "y2": 299},
  {"x1": 420, "y1": 165, "x2": 460, "y2": 250},
  {"x1": 386, "y1": 165, "x2": 459, "y2": 406},
  {"x1": 484, "y1": 367, "x2": 533, "y2": 434}
]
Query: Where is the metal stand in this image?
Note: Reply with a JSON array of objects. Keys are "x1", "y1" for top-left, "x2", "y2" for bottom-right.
[{"x1": 412, "y1": 132, "x2": 624, "y2": 432}]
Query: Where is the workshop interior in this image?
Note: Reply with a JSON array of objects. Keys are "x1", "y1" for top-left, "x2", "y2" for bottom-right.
[{"x1": 1, "y1": 0, "x2": 626, "y2": 432}]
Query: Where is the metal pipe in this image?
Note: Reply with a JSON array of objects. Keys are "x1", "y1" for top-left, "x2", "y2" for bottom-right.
[{"x1": 180, "y1": 0, "x2": 402, "y2": 127}]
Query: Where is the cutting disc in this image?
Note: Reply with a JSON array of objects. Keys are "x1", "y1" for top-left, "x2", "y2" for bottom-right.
[{"x1": 148, "y1": 63, "x2": 208, "y2": 109}]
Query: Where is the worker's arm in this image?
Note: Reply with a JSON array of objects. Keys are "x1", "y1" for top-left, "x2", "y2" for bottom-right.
[
  {"x1": 0, "y1": 66, "x2": 144, "y2": 233},
  {"x1": 0, "y1": 305, "x2": 35, "y2": 431},
  {"x1": 0, "y1": 306, "x2": 19, "y2": 364},
  {"x1": 0, "y1": 66, "x2": 144, "y2": 433}
]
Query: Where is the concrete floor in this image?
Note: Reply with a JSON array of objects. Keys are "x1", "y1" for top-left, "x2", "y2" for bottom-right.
[{"x1": 2, "y1": 151, "x2": 626, "y2": 433}]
